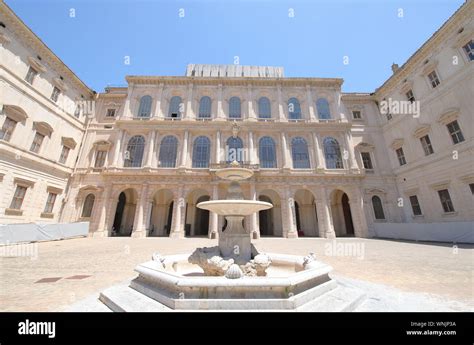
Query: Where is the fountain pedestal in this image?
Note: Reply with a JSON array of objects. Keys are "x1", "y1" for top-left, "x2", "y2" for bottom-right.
[{"x1": 218, "y1": 216, "x2": 251, "y2": 264}]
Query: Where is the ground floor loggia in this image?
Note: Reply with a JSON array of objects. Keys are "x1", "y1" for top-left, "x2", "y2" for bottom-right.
[{"x1": 62, "y1": 174, "x2": 384, "y2": 239}]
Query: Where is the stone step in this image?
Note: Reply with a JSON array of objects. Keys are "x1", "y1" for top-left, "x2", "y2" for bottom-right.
[
  {"x1": 296, "y1": 285, "x2": 366, "y2": 312},
  {"x1": 99, "y1": 281, "x2": 365, "y2": 312},
  {"x1": 99, "y1": 284, "x2": 172, "y2": 312}
]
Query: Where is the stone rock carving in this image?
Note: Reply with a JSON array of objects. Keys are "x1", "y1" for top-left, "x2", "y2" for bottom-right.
[
  {"x1": 253, "y1": 253, "x2": 272, "y2": 276},
  {"x1": 151, "y1": 252, "x2": 166, "y2": 269},
  {"x1": 239, "y1": 254, "x2": 272, "y2": 277},
  {"x1": 302, "y1": 252, "x2": 318, "y2": 270},
  {"x1": 188, "y1": 247, "x2": 234, "y2": 276}
]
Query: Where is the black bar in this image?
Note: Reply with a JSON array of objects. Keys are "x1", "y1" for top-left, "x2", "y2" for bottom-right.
[{"x1": 0, "y1": 312, "x2": 472, "y2": 345}]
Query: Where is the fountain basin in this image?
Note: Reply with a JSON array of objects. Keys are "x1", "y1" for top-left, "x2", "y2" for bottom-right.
[
  {"x1": 118, "y1": 253, "x2": 337, "y2": 310},
  {"x1": 197, "y1": 200, "x2": 272, "y2": 216},
  {"x1": 215, "y1": 167, "x2": 254, "y2": 181}
]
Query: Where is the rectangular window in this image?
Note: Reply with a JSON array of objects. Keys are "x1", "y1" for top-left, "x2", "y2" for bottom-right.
[
  {"x1": 463, "y1": 40, "x2": 474, "y2": 61},
  {"x1": 396, "y1": 147, "x2": 406, "y2": 166},
  {"x1": 10, "y1": 185, "x2": 27, "y2": 210},
  {"x1": 51, "y1": 87, "x2": 61, "y2": 102},
  {"x1": 420, "y1": 135, "x2": 434, "y2": 156},
  {"x1": 446, "y1": 120, "x2": 464, "y2": 144},
  {"x1": 25, "y1": 66, "x2": 38, "y2": 84},
  {"x1": 438, "y1": 189, "x2": 455, "y2": 213},
  {"x1": 0, "y1": 117, "x2": 17, "y2": 142},
  {"x1": 405, "y1": 89, "x2": 415, "y2": 103},
  {"x1": 427, "y1": 70, "x2": 440, "y2": 88},
  {"x1": 30, "y1": 132, "x2": 45, "y2": 153},
  {"x1": 94, "y1": 150, "x2": 107, "y2": 168},
  {"x1": 59, "y1": 146, "x2": 70, "y2": 164},
  {"x1": 352, "y1": 110, "x2": 361, "y2": 119},
  {"x1": 469, "y1": 183, "x2": 474, "y2": 195},
  {"x1": 43, "y1": 192, "x2": 57, "y2": 213},
  {"x1": 409, "y1": 195, "x2": 422, "y2": 216},
  {"x1": 106, "y1": 109, "x2": 116, "y2": 118},
  {"x1": 361, "y1": 152, "x2": 373, "y2": 170}
]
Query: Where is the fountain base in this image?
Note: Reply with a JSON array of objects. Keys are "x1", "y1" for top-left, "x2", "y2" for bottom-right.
[{"x1": 99, "y1": 252, "x2": 366, "y2": 311}]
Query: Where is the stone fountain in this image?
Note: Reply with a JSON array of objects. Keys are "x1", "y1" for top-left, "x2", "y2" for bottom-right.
[
  {"x1": 189, "y1": 160, "x2": 272, "y2": 276},
  {"x1": 99, "y1": 158, "x2": 365, "y2": 311}
]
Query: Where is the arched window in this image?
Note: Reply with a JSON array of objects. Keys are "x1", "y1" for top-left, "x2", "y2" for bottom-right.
[
  {"x1": 159, "y1": 135, "x2": 178, "y2": 167},
  {"x1": 168, "y1": 96, "x2": 182, "y2": 118},
  {"x1": 198, "y1": 96, "x2": 212, "y2": 118},
  {"x1": 258, "y1": 97, "x2": 271, "y2": 119},
  {"x1": 226, "y1": 136, "x2": 244, "y2": 163},
  {"x1": 81, "y1": 194, "x2": 95, "y2": 218},
  {"x1": 229, "y1": 97, "x2": 241, "y2": 119},
  {"x1": 291, "y1": 137, "x2": 310, "y2": 169},
  {"x1": 259, "y1": 136, "x2": 276, "y2": 168},
  {"x1": 137, "y1": 95, "x2": 152, "y2": 118},
  {"x1": 124, "y1": 135, "x2": 145, "y2": 167},
  {"x1": 324, "y1": 137, "x2": 343, "y2": 169},
  {"x1": 288, "y1": 98, "x2": 302, "y2": 120},
  {"x1": 192, "y1": 136, "x2": 211, "y2": 168},
  {"x1": 316, "y1": 98, "x2": 331, "y2": 119},
  {"x1": 372, "y1": 196, "x2": 385, "y2": 220}
]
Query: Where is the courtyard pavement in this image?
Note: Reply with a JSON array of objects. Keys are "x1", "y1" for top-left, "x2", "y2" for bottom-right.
[{"x1": 0, "y1": 237, "x2": 472, "y2": 312}]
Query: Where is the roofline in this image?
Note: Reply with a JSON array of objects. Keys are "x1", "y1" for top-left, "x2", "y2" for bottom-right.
[
  {"x1": 374, "y1": 0, "x2": 472, "y2": 97},
  {"x1": 1, "y1": 0, "x2": 94, "y2": 96},
  {"x1": 125, "y1": 75, "x2": 344, "y2": 87}
]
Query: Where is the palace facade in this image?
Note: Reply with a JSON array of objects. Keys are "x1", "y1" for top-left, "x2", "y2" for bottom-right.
[{"x1": 0, "y1": 1, "x2": 473, "y2": 239}]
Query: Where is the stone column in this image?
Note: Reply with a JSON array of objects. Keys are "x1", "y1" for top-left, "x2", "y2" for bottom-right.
[
  {"x1": 344, "y1": 131, "x2": 358, "y2": 170},
  {"x1": 315, "y1": 187, "x2": 336, "y2": 239},
  {"x1": 132, "y1": 183, "x2": 149, "y2": 237},
  {"x1": 215, "y1": 130, "x2": 221, "y2": 164},
  {"x1": 169, "y1": 188, "x2": 185, "y2": 238},
  {"x1": 281, "y1": 188, "x2": 297, "y2": 238},
  {"x1": 180, "y1": 130, "x2": 189, "y2": 168},
  {"x1": 248, "y1": 131, "x2": 256, "y2": 164},
  {"x1": 152, "y1": 83, "x2": 164, "y2": 119},
  {"x1": 122, "y1": 84, "x2": 135, "y2": 119},
  {"x1": 186, "y1": 83, "x2": 195, "y2": 120},
  {"x1": 247, "y1": 84, "x2": 256, "y2": 121},
  {"x1": 280, "y1": 132, "x2": 291, "y2": 169},
  {"x1": 306, "y1": 85, "x2": 316, "y2": 121},
  {"x1": 250, "y1": 182, "x2": 259, "y2": 239},
  {"x1": 277, "y1": 84, "x2": 286, "y2": 122},
  {"x1": 151, "y1": 132, "x2": 160, "y2": 167},
  {"x1": 349, "y1": 188, "x2": 368, "y2": 238},
  {"x1": 94, "y1": 184, "x2": 112, "y2": 237},
  {"x1": 312, "y1": 132, "x2": 325, "y2": 171},
  {"x1": 217, "y1": 84, "x2": 225, "y2": 120},
  {"x1": 209, "y1": 184, "x2": 219, "y2": 239},
  {"x1": 144, "y1": 130, "x2": 156, "y2": 168},
  {"x1": 112, "y1": 130, "x2": 125, "y2": 167}
]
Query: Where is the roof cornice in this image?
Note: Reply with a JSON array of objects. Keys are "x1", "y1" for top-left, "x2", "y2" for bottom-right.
[
  {"x1": 125, "y1": 75, "x2": 344, "y2": 88},
  {"x1": 375, "y1": 0, "x2": 472, "y2": 98},
  {"x1": 0, "y1": 1, "x2": 94, "y2": 97}
]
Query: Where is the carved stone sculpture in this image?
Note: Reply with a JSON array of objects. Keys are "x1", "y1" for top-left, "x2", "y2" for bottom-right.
[{"x1": 188, "y1": 247, "x2": 234, "y2": 276}]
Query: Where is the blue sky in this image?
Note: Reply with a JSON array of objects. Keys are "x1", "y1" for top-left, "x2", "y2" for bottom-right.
[{"x1": 7, "y1": 0, "x2": 464, "y2": 92}]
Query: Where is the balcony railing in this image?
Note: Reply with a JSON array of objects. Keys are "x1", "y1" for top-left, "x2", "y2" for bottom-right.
[{"x1": 210, "y1": 161, "x2": 259, "y2": 170}]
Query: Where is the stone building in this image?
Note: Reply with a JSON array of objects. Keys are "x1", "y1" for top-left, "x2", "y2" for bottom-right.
[{"x1": 0, "y1": 1, "x2": 472, "y2": 239}]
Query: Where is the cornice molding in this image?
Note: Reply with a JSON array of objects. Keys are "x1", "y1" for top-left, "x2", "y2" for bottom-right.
[
  {"x1": 125, "y1": 75, "x2": 344, "y2": 89},
  {"x1": 375, "y1": 1, "x2": 473, "y2": 98},
  {"x1": 0, "y1": 2, "x2": 94, "y2": 96}
]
